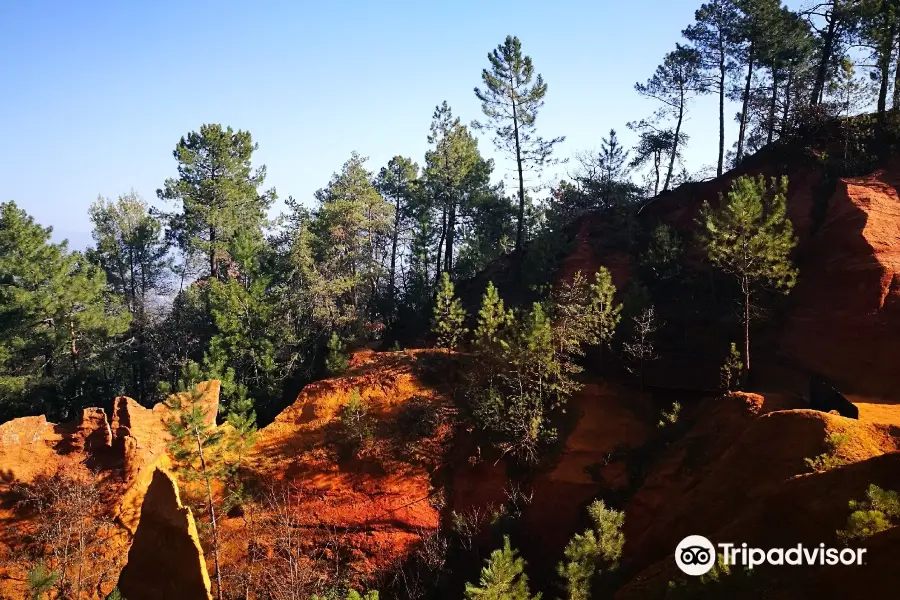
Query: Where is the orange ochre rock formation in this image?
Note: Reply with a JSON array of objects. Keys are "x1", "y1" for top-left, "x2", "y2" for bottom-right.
[{"x1": 3, "y1": 154, "x2": 900, "y2": 598}]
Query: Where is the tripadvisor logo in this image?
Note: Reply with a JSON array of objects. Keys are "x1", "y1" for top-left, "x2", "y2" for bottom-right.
[{"x1": 675, "y1": 535, "x2": 867, "y2": 576}]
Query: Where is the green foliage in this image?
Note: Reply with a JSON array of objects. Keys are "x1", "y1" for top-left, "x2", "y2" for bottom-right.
[
  {"x1": 87, "y1": 193, "x2": 170, "y2": 403},
  {"x1": 157, "y1": 124, "x2": 275, "y2": 280},
  {"x1": 465, "y1": 536, "x2": 541, "y2": 600},
  {"x1": 311, "y1": 151, "x2": 393, "y2": 333},
  {"x1": 375, "y1": 155, "x2": 419, "y2": 315},
  {"x1": 699, "y1": 175, "x2": 798, "y2": 371},
  {"x1": 0, "y1": 201, "x2": 131, "y2": 420},
  {"x1": 549, "y1": 269, "x2": 622, "y2": 366},
  {"x1": 106, "y1": 589, "x2": 125, "y2": 600},
  {"x1": 325, "y1": 331, "x2": 350, "y2": 376},
  {"x1": 474, "y1": 35, "x2": 564, "y2": 252},
  {"x1": 805, "y1": 431, "x2": 849, "y2": 473},
  {"x1": 658, "y1": 402, "x2": 682, "y2": 428},
  {"x1": 469, "y1": 274, "x2": 618, "y2": 463},
  {"x1": 26, "y1": 561, "x2": 58, "y2": 600},
  {"x1": 557, "y1": 500, "x2": 625, "y2": 600},
  {"x1": 635, "y1": 44, "x2": 704, "y2": 191},
  {"x1": 640, "y1": 224, "x2": 683, "y2": 286},
  {"x1": 424, "y1": 102, "x2": 499, "y2": 278},
  {"x1": 432, "y1": 272, "x2": 468, "y2": 350},
  {"x1": 837, "y1": 484, "x2": 900, "y2": 542},
  {"x1": 205, "y1": 269, "x2": 297, "y2": 415},
  {"x1": 720, "y1": 342, "x2": 743, "y2": 391},
  {"x1": 339, "y1": 388, "x2": 374, "y2": 457},
  {"x1": 682, "y1": 0, "x2": 741, "y2": 176},
  {"x1": 473, "y1": 282, "x2": 514, "y2": 354}
]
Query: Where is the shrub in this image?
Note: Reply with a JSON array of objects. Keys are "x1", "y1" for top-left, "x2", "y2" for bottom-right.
[
  {"x1": 464, "y1": 536, "x2": 539, "y2": 600},
  {"x1": 837, "y1": 484, "x2": 900, "y2": 542},
  {"x1": 557, "y1": 500, "x2": 625, "y2": 600},
  {"x1": 339, "y1": 388, "x2": 374, "y2": 457},
  {"x1": 326, "y1": 332, "x2": 349, "y2": 376},
  {"x1": 665, "y1": 554, "x2": 755, "y2": 599},
  {"x1": 432, "y1": 272, "x2": 467, "y2": 350},
  {"x1": 26, "y1": 562, "x2": 58, "y2": 600},
  {"x1": 394, "y1": 397, "x2": 442, "y2": 440},
  {"x1": 804, "y1": 432, "x2": 849, "y2": 473},
  {"x1": 657, "y1": 402, "x2": 681, "y2": 429},
  {"x1": 14, "y1": 471, "x2": 122, "y2": 599},
  {"x1": 720, "y1": 343, "x2": 743, "y2": 391}
]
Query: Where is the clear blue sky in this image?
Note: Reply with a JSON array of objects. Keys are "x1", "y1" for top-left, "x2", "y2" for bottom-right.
[{"x1": 1, "y1": 0, "x2": 802, "y2": 250}]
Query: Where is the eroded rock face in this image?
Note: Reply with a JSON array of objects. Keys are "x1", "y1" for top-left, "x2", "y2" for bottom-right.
[
  {"x1": 779, "y1": 163, "x2": 900, "y2": 396},
  {"x1": 0, "y1": 382, "x2": 221, "y2": 600},
  {"x1": 117, "y1": 468, "x2": 212, "y2": 600},
  {"x1": 616, "y1": 393, "x2": 900, "y2": 599},
  {"x1": 243, "y1": 350, "x2": 450, "y2": 582}
]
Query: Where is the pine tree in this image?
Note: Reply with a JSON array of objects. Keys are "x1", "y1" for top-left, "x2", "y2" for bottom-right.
[
  {"x1": 557, "y1": 500, "x2": 625, "y2": 600},
  {"x1": 732, "y1": 0, "x2": 783, "y2": 162},
  {"x1": 635, "y1": 45, "x2": 705, "y2": 191},
  {"x1": 858, "y1": 0, "x2": 899, "y2": 116},
  {"x1": 474, "y1": 35, "x2": 565, "y2": 254},
  {"x1": 88, "y1": 193, "x2": 170, "y2": 404},
  {"x1": 431, "y1": 273, "x2": 467, "y2": 350},
  {"x1": 375, "y1": 156, "x2": 419, "y2": 315},
  {"x1": 164, "y1": 375, "x2": 227, "y2": 600},
  {"x1": 720, "y1": 342, "x2": 744, "y2": 391},
  {"x1": 699, "y1": 175, "x2": 798, "y2": 373},
  {"x1": 312, "y1": 152, "x2": 394, "y2": 330},
  {"x1": 473, "y1": 282, "x2": 514, "y2": 353},
  {"x1": 640, "y1": 224, "x2": 684, "y2": 285},
  {"x1": 464, "y1": 536, "x2": 540, "y2": 600},
  {"x1": 424, "y1": 102, "x2": 494, "y2": 279},
  {"x1": 627, "y1": 122, "x2": 681, "y2": 196},
  {"x1": 0, "y1": 202, "x2": 130, "y2": 420},
  {"x1": 325, "y1": 331, "x2": 349, "y2": 375},
  {"x1": 683, "y1": 0, "x2": 741, "y2": 176},
  {"x1": 157, "y1": 124, "x2": 275, "y2": 281},
  {"x1": 549, "y1": 269, "x2": 622, "y2": 376},
  {"x1": 598, "y1": 129, "x2": 630, "y2": 183},
  {"x1": 806, "y1": 0, "x2": 864, "y2": 106}
]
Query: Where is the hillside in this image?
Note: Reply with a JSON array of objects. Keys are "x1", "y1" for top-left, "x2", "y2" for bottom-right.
[{"x1": 3, "y1": 132, "x2": 900, "y2": 599}]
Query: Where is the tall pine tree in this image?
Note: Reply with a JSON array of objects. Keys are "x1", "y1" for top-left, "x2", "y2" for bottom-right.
[
  {"x1": 635, "y1": 45, "x2": 704, "y2": 191},
  {"x1": 699, "y1": 175, "x2": 798, "y2": 373},
  {"x1": 157, "y1": 124, "x2": 275, "y2": 281},
  {"x1": 474, "y1": 36, "x2": 565, "y2": 254},
  {"x1": 0, "y1": 202, "x2": 130, "y2": 420}
]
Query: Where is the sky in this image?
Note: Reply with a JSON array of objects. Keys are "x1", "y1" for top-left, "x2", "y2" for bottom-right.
[{"x1": 1, "y1": 0, "x2": 805, "y2": 251}]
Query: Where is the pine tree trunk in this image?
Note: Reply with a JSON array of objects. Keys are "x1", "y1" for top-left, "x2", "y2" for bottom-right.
[
  {"x1": 782, "y1": 67, "x2": 794, "y2": 135},
  {"x1": 744, "y1": 282, "x2": 751, "y2": 375},
  {"x1": 767, "y1": 71, "x2": 779, "y2": 146},
  {"x1": 434, "y1": 207, "x2": 446, "y2": 286},
  {"x1": 663, "y1": 89, "x2": 684, "y2": 191},
  {"x1": 717, "y1": 53, "x2": 726, "y2": 177},
  {"x1": 195, "y1": 427, "x2": 224, "y2": 600},
  {"x1": 737, "y1": 44, "x2": 755, "y2": 163},
  {"x1": 878, "y1": 15, "x2": 896, "y2": 116},
  {"x1": 512, "y1": 97, "x2": 526, "y2": 254},
  {"x1": 445, "y1": 200, "x2": 456, "y2": 275},
  {"x1": 893, "y1": 34, "x2": 900, "y2": 109},
  {"x1": 389, "y1": 191, "x2": 400, "y2": 311},
  {"x1": 811, "y1": 13, "x2": 838, "y2": 107},
  {"x1": 653, "y1": 152, "x2": 661, "y2": 196},
  {"x1": 209, "y1": 226, "x2": 217, "y2": 279}
]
